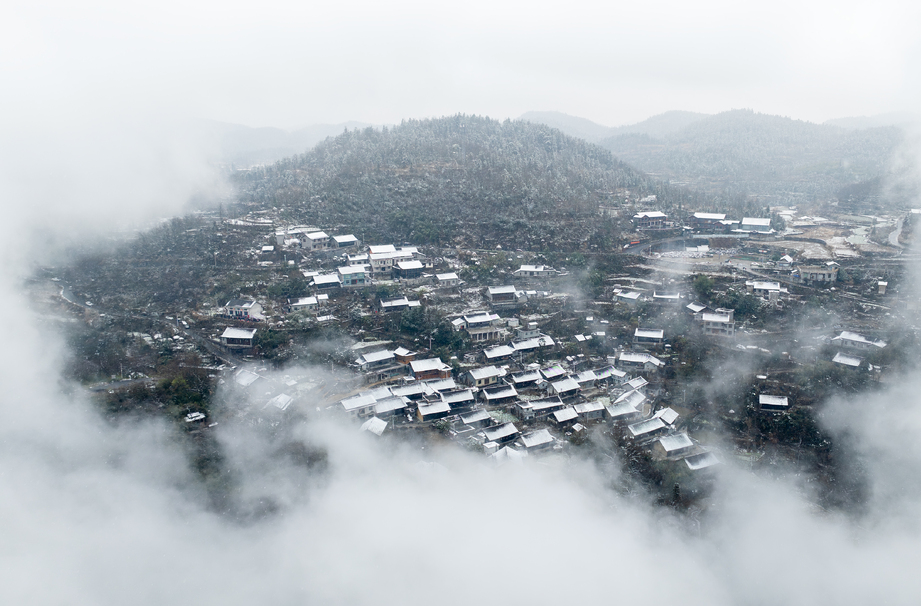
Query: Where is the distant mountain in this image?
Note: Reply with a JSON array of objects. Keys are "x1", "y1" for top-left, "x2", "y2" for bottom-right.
[
  {"x1": 824, "y1": 112, "x2": 918, "y2": 130},
  {"x1": 518, "y1": 111, "x2": 616, "y2": 141},
  {"x1": 519, "y1": 110, "x2": 710, "y2": 142},
  {"x1": 234, "y1": 115, "x2": 703, "y2": 250},
  {"x1": 198, "y1": 120, "x2": 372, "y2": 167},
  {"x1": 597, "y1": 109, "x2": 905, "y2": 204}
]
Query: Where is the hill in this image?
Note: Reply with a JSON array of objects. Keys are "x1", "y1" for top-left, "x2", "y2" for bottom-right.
[
  {"x1": 233, "y1": 115, "x2": 708, "y2": 250},
  {"x1": 598, "y1": 109, "x2": 905, "y2": 204},
  {"x1": 519, "y1": 110, "x2": 710, "y2": 142}
]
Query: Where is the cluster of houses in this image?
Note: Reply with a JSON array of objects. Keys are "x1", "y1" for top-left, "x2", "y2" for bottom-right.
[
  {"x1": 829, "y1": 330, "x2": 886, "y2": 370},
  {"x1": 630, "y1": 211, "x2": 776, "y2": 235}
]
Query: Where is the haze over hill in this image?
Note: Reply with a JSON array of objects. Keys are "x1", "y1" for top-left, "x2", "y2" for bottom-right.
[{"x1": 234, "y1": 115, "x2": 730, "y2": 250}]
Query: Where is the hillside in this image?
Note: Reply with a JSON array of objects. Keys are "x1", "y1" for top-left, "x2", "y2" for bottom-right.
[
  {"x1": 598, "y1": 109, "x2": 905, "y2": 204},
  {"x1": 233, "y1": 115, "x2": 708, "y2": 250},
  {"x1": 519, "y1": 110, "x2": 710, "y2": 142}
]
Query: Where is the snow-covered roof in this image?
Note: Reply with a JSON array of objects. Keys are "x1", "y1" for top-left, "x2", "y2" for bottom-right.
[
  {"x1": 411, "y1": 358, "x2": 450, "y2": 373},
  {"x1": 685, "y1": 452, "x2": 720, "y2": 471},
  {"x1": 520, "y1": 429, "x2": 554, "y2": 449},
  {"x1": 635, "y1": 328, "x2": 664, "y2": 339},
  {"x1": 832, "y1": 331, "x2": 887, "y2": 348},
  {"x1": 832, "y1": 352, "x2": 863, "y2": 367},
  {"x1": 654, "y1": 407, "x2": 679, "y2": 425},
  {"x1": 469, "y1": 366, "x2": 502, "y2": 380},
  {"x1": 693, "y1": 212, "x2": 726, "y2": 220},
  {"x1": 628, "y1": 417, "x2": 666, "y2": 437},
  {"x1": 267, "y1": 393, "x2": 293, "y2": 411},
  {"x1": 658, "y1": 432, "x2": 693, "y2": 452},
  {"x1": 396, "y1": 260, "x2": 424, "y2": 270},
  {"x1": 552, "y1": 407, "x2": 579, "y2": 423},
  {"x1": 360, "y1": 417, "x2": 388, "y2": 436},
  {"x1": 436, "y1": 272, "x2": 459, "y2": 281},
  {"x1": 221, "y1": 327, "x2": 257, "y2": 339},
  {"x1": 759, "y1": 394, "x2": 789, "y2": 408},
  {"x1": 484, "y1": 423, "x2": 519, "y2": 442}
]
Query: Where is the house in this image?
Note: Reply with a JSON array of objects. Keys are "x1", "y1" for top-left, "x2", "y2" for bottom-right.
[
  {"x1": 360, "y1": 417, "x2": 388, "y2": 436},
  {"x1": 793, "y1": 265, "x2": 838, "y2": 283},
  {"x1": 686, "y1": 302, "x2": 707, "y2": 316},
  {"x1": 572, "y1": 370, "x2": 597, "y2": 388},
  {"x1": 519, "y1": 429, "x2": 554, "y2": 452},
  {"x1": 573, "y1": 401, "x2": 605, "y2": 421},
  {"x1": 374, "y1": 396, "x2": 410, "y2": 419},
  {"x1": 461, "y1": 410, "x2": 493, "y2": 429},
  {"x1": 465, "y1": 365, "x2": 503, "y2": 388},
  {"x1": 355, "y1": 349, "x2": 396, "y2": 371},
  {"x1": 627, "y1": 417, "x2": 668, "y2": 441},
  {"x1": 441, "y1": 389, "x2": 475, "y2": 412},
  {"x1": 369, "y1": 250, "x2": 414, "y2": 277},
  {"x1": 368, "y1": 244, "x2": 396, "y2": 255},
  {"x1": 435, "y1": 273, "x2": 460, "y2": 288},
  {"x1": 394, "y1": 260, "x2": 425, "y2": 281},
  {"x1": 511, "y1": 335, "x2": 555, "y2": 353},
  {"x1": 312, "y1": 273, "x2": 341, "y2": 290},
  {"x1": 417, "y1": 400, "x2": 451, "y2": 422},
  {"x1": 740, "y1": 217, "x2": 773, "y2": 233},
  {"x1": 633, "y1": 211, "x2": 667, "y2": 229},
  {"x1": 516, "y1": 397, "x2": 566, "y2": 421},
  {"x1": 380, "y1": 297, "x2": 421, "y2": 312},
  {"x1": 409, "y1": 358, "x2": 452, "y2": 381},
  {"x1": 461, "y1": 313, "x2": 502, "y2": 342},
  {"x1": 487, "y1": 285, "x2": 519, "y2": 307},
  {"x1": 652, "y1": 292, "x2": 681, "y2": 305},
  {"x1": 481, "y1": 385, "x2": 518, "y2": 405},
  {"x1": 746, "y1": 281, "x2": 782, "y2": 301},
  {"x1": 618, "y1": 352, "x2": 664, "y2": 373},
  {"x1": 393, "y1": 347, "x2": 416, "y2": 365},
  {"x1": 653, "y1": 407, "x2": 679, "y2": 426},
  {"x1": 290, "y1": 296, "x2": 319, "y2": 314},
  {"x1": 482, "y1": 344, "x2": 516, "y2": 362},
  {"x1": 634, "y1": 328, "x2": 664, "y2": 346},
  {"x1": 509, "y1": 369, "x2": 542, "y2": 388},
  {"x1": 339, "y1": 393, "x2": 377, "y2": 418},
  {"x1": 615, "y1": 290, "x2": 642, "y2": 305},
  {"x1": 701, "y1": 309, "x2": 735, "y2": 337},
  {"x1": 484, "y1": 423, "x2": 520, "y2": 445},
  {"x1": 593, "y1": 366, "x2": 628, "y2": 385},
  {"x1": 654, "y1": 433, "x2": 695, "y2": 459},
  {"x1": 759, "y1": 394, "x2": 789, "y2": 412},
  {"x1": 689, "y1": 212, "x2": 726, "y2": 229},
  {"x1": 549, "y1": 376, "x2": 581, "y2": 398},
  {"x1": 513, "y1": 265, "x2": 557, "y2": 279},
  {"x1": 605, "y1": 395, "x2": 645, "y2": 423},
  {"x1": 551, "y1": 407, "x2": 579, "y2": 427},
  {"x1": 338, "y1": 265, "x2": 368, "y2": 287},
  {"x1": 832, "y1": 352, "x2": 863, "y2": 368},
  {"x1": 220, "y1": 327, "x2": 257, "y2": 348},
  {"x1": 685, "y1": 451, "x2": 720, "y2": 471},
  {"x1": 831, "y1": 331, "x2": 887, "y2": 351},
  {"x1": 332, "y1": 234, "x2": 359, "y2": 248},
  {"x1": 224, "y1": 299, "x2": 263, "y2": 320},
  {"x1": 304, "y1": 231, "x2": 330, "y2": 250}
]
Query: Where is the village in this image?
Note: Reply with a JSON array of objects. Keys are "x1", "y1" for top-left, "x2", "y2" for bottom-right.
[{"x1": 40, "y1": 197, "x2": 917, "y2": 505}]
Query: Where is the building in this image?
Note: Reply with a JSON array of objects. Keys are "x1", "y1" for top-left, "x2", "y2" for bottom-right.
[
  {"x1": 435, "y1": 273, "x2": 460, "y2": 288},
  {"x1": 831, "y1": 331, "x2": 887, "y2": 351},
  {"x1": 689, "y1": 212, "x2": 726, "y2": 229},
  {"x1": 409, "y1": 358, "x2": 452, "y2": 381},
  {"x1": 224, "y1": 299, "x2": 263, "y2": 320},
  {"x1": 380, "y1": 297, "x2": 421, "y2": 312},
  {"x1": 465, "y1": 365, "x2": 503, "y2": 388},
  {"x1": 394, "y1": 260, "x2": 425, "y2": 281},
  {"x1": 618, "y1": 352, "x2": 664, "y2": 373},
  {"x1": 627, "y1": 417, "x2": 668, "y2": 441},
  {"x1": 487, "y1": 285, "x2": 519, "y2": 307},
  {"x1": 513, "y1": 265, "x2": 557, "y2": 279},
  {"x1": 519, "y1": 429, "x2": 554, "y2": 452},
  {"x1": 633, "y1": 211, "x2": 667, "y2": 229},
  {"x1": 312, "y1": 273, "x2": 341, "y2": 290},
  {"x1": 338, "y1": 265, "x2": 368, "y2": 287},
  {"x1": 417, "y1": 401, "x2": 451, "y2": 422},
  {"x1": 740, "y1": 217, "x2": 773, "y2": 233},
  {"x1": 220, "y1": 327, "x2": 257, "y2": 348},
  {"x1": 304, "y1": 231, "x2": 330, "y2": 250},
  {"x1": 759, "y1": 394, "x2": 790, "y2": 412},
  {"x1": 634, "y1": 328, "x2": 664, "y2": 346},
  {"x1": 460, "y1": 313, "x2": 502, "y2": 343},
  {"x1": 484, "y1": 423, "x2": 520, "y2": 446},
  {"x1": 794, "y1": 265, "x2": 838, "y2": 283},
  {"x1": 701, "y1": 309, "x2": 735, "y2": 337},
  {"x1": 654, "y1": 433, "x2": 695, "y2": 459},
  {"x1": 332, "y1": 234, "x2": 359, "y2": 248}
]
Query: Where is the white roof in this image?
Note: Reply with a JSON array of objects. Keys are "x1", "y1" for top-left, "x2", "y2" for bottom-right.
[
  {"x1": 652, "y1": 292, "x2": 680, "y2": 300},
  {"x1": 511, "y1": 370, "x2": 542, "y2": 383},
  {"x1": 702, "y1": 312, "x2": 732, "y2": 323},
  {"x1": 484, "y1": 345, "x2": 516, "y2": 359},
  {"x1": 368, "y1": 244, "x2": 396, "y2": 254},
  {"x1": 540, "y1": 365, "x2": 567, "y2": 380},
  {"x1": 464, "y1": 313, "x2": 500, "y2": 324},
  {"x1": 551, "y1": 377, "x2": 581, "y2": 393},
  {"x1": 436, "y1": 272, "x2": 459, "y2": 281},
  {"x1": 461, "y1": 410, "x2": 491, "y2": 425},
  {"x1": 488, "y1": 285, "x2": 517, "y2": 295},
  {"x1": 552, "y1": 407, "x2": 579, "y2": 423},
  {"x1": 484, "y1": 423, "x2": 519, "y2": 441},
  {"x1": 759, "y1": 394, "x2": 789, "y2": 408},
  {"x1": 333, "y1": 234, "x2": 358, "y2": 244},
  {"x1": 628, "y1": 417, "x2": 666, "y2": 437},
  {"x1": 234, "y1": 369, "x2": 261, "y2": 387},
  {"x1": 522, "y1": 397, "x2": 564, "y2": 412},
  {"x1": 832, "y1": 352, "x2": 863, "y2": 367},
  {"x1": 520, "y1": 429, "x2": 554, "y2": 449},
  {"x1": 261, "y1": 245, "x2": 275, "y2": 252},
  {"x1": 634, "y1": 211, "x2": 667, "y2": 219},
  {"x1": 442, "y1": 390, "x2": 475, "y2": 405},
  {"x1": 221, "y1": 327, "x2": 257, "y2": 339},
  {"x1": 423, "y1": 378, "x2": 457, "y2": 392},
  {"x1": 516, "y1": 265, "x2": 553, "y2": 272},
  {"x1": 573, "y1": 370, "x2": 597, "y2": 383},
  {"x1": 513, "y1": 336, "x2": 555, "y2": 351},
  {"x1": 410, "y1": 358, "x2": 450, "y2": 373},
  {"x1": 693, "y1": 212, "x2": 726, "y2": 220},
  {"x1": 469, "y1": 366, "x2": 502, "y2": 380},
  {"x1": 291, "y1": 297, "x2": 318, "y2": 307},
  {"x1": 313, "y1": 273, "x2": 341, "y2": 285},
  {"x1": 418, "y1": 401, "x2": 451, "y2": 416},
  {"x1": 606, "y1": 401, "x2": 641, "y2": 418},
  {"x1": 483, "y1": 385, "x2": 518, "y2": 400},
  {"x1": 619, "y1": 352, "x2": 664, "y2": 366},
  {"x1": 267, "y1": 393, "x2": 293, "y2": 411},
  {"x1": 614, "y1": 389, "x2": 646, "y2": 409},
  {"x1": 626, "y1": 376, "x2": 648, "y2": 390},
  {"x1": 832, "y1": 331, "x2": 886, "y2": 348},
  {"x1": 617, "y1": 291, "x2": 641, "y2": 301},
  {"x1": 397, "y1": 260, "x2": 424, "y2": 270},
  {"x1": 306, "y1": 231, "x2": 329, "y2": 240},
  {"x1": 658, "y1": 432, "x2": 693, "y2": 452},
  {"x1": 360, "y1": 417, "x2": 388, "y2": 436},
  {"x1": 742, "y1": 217, "x2": 771, "y2": 226},
  {"x1": 685, "y1": 452, "x2": 720, "y2": 470},
  {"x1": 747, "y1": 280, "x2": 780, "y2": 291},
  {"x1": 375, "y1": 396, "x2": 409, "y2": 414},
  {"x1": 635, "y1": 328, "x2": 664, "y2": 339},
  {"x1": 340, "y1": 394, "x2": 377, "y2": 412},
  {"x1": 358, "y1": 350, "x2": 395, "y2": 364},
  {"x1": 654, "y1": 407, "x2": 679, "y2": 425},
  {"x1": 574, "y1": 401, "x2": 605, "y2": 414},
  {"x1": 338, "y1": 265, "x2": 367, "y2": 275}
]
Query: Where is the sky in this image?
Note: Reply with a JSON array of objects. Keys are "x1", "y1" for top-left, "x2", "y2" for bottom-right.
[
  {"x1": 3, "y1": 1, "x2": 921, "y2": 604},
  {"x1": 3, "y1": 0, "x2": 919, "y2": 129}
]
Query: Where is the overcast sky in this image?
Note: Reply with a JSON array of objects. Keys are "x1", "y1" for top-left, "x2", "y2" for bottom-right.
[{"x1": 4, "y1": 0, "x2": 919, "y2": 129}]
